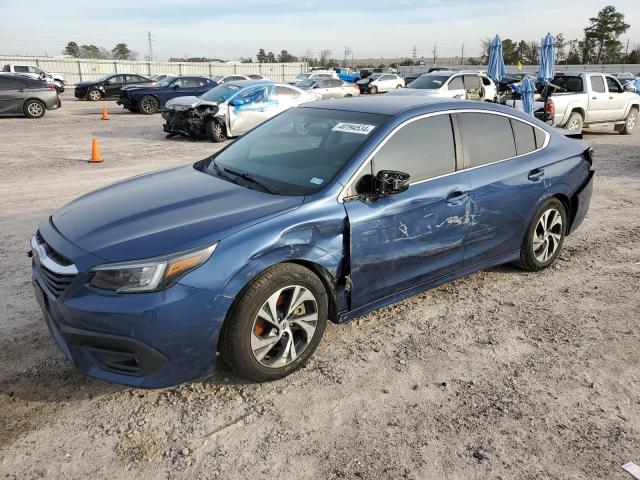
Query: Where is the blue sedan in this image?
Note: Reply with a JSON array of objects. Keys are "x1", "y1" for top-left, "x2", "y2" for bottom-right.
[
  {"x1": 117, "y1": 76, "x2": 217, "y2": 114},
  {"x1": 31, "y1": 96, "x2": 594, "y2": 387}
]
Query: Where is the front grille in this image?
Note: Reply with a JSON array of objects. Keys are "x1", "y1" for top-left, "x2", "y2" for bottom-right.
[
  {"x1": 39, "y1": 266, "x2": 76, "y2": 297},
  {"x1": 33, "y1": 230, "x2": 77, "y2": 298}
]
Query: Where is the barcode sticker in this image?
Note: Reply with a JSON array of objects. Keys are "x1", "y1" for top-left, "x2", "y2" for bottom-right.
[{"x1": 332, "y1": 123, "x2": 376, "y2": 135}]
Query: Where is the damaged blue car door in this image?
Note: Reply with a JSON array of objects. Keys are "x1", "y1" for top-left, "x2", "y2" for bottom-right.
[{"x1": 342, "y1": 113, "x2": 471, "y2": 309}]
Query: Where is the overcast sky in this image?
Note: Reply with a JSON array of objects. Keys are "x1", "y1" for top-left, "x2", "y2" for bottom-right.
[{"x1": 2, "y1": 0, "x2": 639, "y2": 60}]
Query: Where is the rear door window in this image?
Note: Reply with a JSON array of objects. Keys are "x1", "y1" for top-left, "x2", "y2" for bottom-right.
[
  {"x1": 510, "y1": 119, "x2": 536, "y2": 155},
  {"x1": 463, "y1": 75, "x2": 482, "y2": 90},
  {"x1": 590, "y1": 76, "x2": 605, "y2": 93},
  {"x1": 457, "y1": 113, "x2": 516, "y2": 167},
  {"x1": 14, "y1": 66, "x2": 29, "y2": 73},
  {"x1": 373, "y1": 114, "x2": 457, "y2": 183},
  {"x1": 448, "y1": 76, "x2": 464, "y2": 89},
  {"x1": 0, "y1": 77, "x2": 20, "y2": 89}
]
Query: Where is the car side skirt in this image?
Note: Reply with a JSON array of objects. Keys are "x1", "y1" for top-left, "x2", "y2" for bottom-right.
[{"x1": 338, "y1": 249, "x2": 521, "y2": 323}]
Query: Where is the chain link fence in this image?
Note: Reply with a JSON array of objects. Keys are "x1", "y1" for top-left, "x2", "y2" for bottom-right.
[{"x1": 0, "y1": 56, "x2": 308, "y2": 86}]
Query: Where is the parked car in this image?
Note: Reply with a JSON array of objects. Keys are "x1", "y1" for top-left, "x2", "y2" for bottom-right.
[
  {"x1": 357, "y1": 73, "x2": 404, "y2": 94},
  {"x1": 0, "y1": 73, "x2": 60, "y2": 118},
  {"x1": 74, "y1": 74, "x2": 154, "y2": 101},
  {"x1": 289, "y1": 71, "x2": 337, "y2": 86},
  {"x1": 13, "y1": 72, "x2": 65, "y2": 94},
  {"x1": 150, "y1": 74, "x2": 176, "y2": 82},
  {"x1": 162, "y1": 80, "x2": 317, "y2": 142},
  {"x1": 2, "y1": 64, "x2": 65, "y2": 85},
  {"x1": 298, "y1": 78, "x2": 360, "y2": 99},
  {"x1": 211, "y1": 74, "x2": 250, "y2": 84},
  {"x1": 117, "y1": 76, "x2": 217, "y2": 114},
  {"x1": 614, "y1": 75, "x2": 639, "y2": 93},
  {"x1": 31, "y1": 96, "x2": 594, "y2": 387},
  {"x1": 539, "y1": 73, "x2": 639, "y2": 134},
  {"x1": 247, "y1": 74, "x2": 266, "y2": 80},
  {"x1": 388, "y1": 70, "x2": 497, "y2": 101},
  {"x1": 359, "y1": 69, "x2": 373, "y2": 79},
  {"x1": 333, "y1": 67, "x2": 360, "y2": 83}
]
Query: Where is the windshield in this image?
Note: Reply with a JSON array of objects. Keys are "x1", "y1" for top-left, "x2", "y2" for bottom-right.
[
  {"x1": 156, "y1": 77, "x2": 175, "y2": 87},
  {"x1": 95, "y1": 74, "x2": 114, "y2": 82},
  {"x1": 211, "y1": 75, "x2": 225, "y2": 82},
  {"x1": 295, "y1": 73, "x2": 311, "y2": 81},
  {"x1": 205, "y1": 108, "x2": 389, "y2": 195},
  {"x1": 298, "y1": 79, "x2": 317, "y2": 88},
  {"x1": 200, "y1": 84, "x2": 242, "y2": 103},
  {"x1": 369, "y1": 74, "x2": 382, "y2": 81},
  {"x1": 407, "y1": 75, "x2": 451, "y2": 89}
]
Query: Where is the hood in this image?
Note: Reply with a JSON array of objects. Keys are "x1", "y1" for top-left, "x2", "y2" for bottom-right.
[
  {"x1": 52, "y1": 164, "x2": 304, "y2": 262},
  {"x1": 121, "y1": 82, "x2": 156, "y2": 91},
  {"x1": 165, "y1": 96, "x2": 215, "y2": 109},
  {"x1": 75, "y1": 81, "x2": 95, "y2": 87}
]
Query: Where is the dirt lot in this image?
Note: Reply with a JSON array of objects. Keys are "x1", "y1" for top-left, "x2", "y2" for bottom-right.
[{"x1": 0, "y1": 94, "x2": 639, "y2": 480}]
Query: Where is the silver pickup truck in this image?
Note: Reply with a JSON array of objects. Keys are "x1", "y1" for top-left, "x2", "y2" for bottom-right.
[{"x1": 539, "y1": 72, "x2": 639, "y2": 134}]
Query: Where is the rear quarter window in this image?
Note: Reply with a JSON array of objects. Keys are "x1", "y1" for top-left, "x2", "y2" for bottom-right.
[{"x1": 510, "y1": 119, "x2": 536, "y2": 155}]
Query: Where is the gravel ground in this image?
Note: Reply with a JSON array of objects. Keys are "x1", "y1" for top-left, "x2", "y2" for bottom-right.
[{"x1": 0, "y1": 94, "x2": 639, "y2": 480}]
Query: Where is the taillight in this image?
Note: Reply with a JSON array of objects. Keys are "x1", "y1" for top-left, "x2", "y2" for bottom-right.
[{"x1": 545, "y1": 100, "x2": 555, "y2": 115}]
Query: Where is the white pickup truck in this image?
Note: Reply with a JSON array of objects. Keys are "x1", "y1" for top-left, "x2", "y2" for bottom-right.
[
  {"x1": 2, "y1": 64, "x2": 65, "y2": 90},
  {"x1": 539, "y1": 72, "x2": 639, "y2": 134}
]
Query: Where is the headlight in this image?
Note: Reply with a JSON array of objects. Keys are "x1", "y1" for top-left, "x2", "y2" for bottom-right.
[{"x1": 90, "y1": 244, "x2": 217, "y2": 293}]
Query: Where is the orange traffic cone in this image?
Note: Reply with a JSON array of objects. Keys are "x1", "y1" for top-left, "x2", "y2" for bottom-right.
[
  {"x1": 101, "y1": 106, "x2": 109, "y2": 120},
  {"x1": 91, "y1": 138, "x2": 103, "y2": 163}
]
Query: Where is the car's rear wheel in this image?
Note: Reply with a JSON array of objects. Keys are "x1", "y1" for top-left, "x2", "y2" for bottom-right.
[
  {"x1": 138, "y1": 95, "x2": 159, "y2": 115},
  {"x1": 344, "y1": 93, "x2": 353, "y2": 97},
  {"x1": 87, "y1": 88, "x2": 102, "y2": 101},
  {"x1": 218, "y1": 263, "x2": 328, "y2": 382},
  {"x1": 565, "y1": 111, "x2": 583, "y2": 133},
  {"x1": 517, "y1": 198, "x2": 567, "y2": 271},
  {"x1": 370, "y1": 86, "x2": 378, "y2": 94},
  {"x1": 23, "y1": 100, "x2": 46, "y2": 118},
  {"x1": 620, "y1": 107, "x2": 638, "y2": 135},
  {"x1": 205, "y1": 118, "x2": 227, "y2": 142}
]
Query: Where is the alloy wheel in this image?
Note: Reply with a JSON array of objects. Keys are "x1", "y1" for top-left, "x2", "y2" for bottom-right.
[
  {"x1": 627, "y1": 111, "x2": 637, "y2": 131},
  {"x1": 533, "y1": 208, "x2": 563, "y2": 262},
  {"x1": 251, "y1": 285, "x2": 319, "y2": 368},
  {"x1": 27, "y1": 103, "x2": 43, "y2": 117},
  {"x1": 88, "y1": 90, "x2": 101, "y2": 101},
  {"x1": 141, "y1": 96, "x2": 158, "y2": 114}
]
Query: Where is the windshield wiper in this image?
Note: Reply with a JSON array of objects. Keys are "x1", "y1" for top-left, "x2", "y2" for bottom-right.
[{"x1": 223, "y1": 167, "x2": 280, "y2": 195}]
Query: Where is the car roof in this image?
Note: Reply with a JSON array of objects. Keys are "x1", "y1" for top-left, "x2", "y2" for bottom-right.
[{"x1": 299, "y1": 95, "x2": 538, "y2": 120}]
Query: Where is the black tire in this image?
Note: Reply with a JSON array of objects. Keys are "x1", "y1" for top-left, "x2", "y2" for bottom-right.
[
  {"x1": 23, "y1": 100, "x2": 46, "y2": 119},
  {"x1": 344, "y1": 93, "x2": 353, "y2": 98},
  {"x1": 565, "y1": 111, "x2": 583, "y2": 133},
  {"x1": 620, "y1": 107, "x2": 638, "y2": 135},
  {"x1": 396, "y1": 84, "x2": 402, "y2": 89},
  {"x1": 370, "y1": 86, "x2": 378, "y2": 94},
  {"x1": 205, "y1": 118, "x2": 226, "y2": 142},
  {"x1": 516, "y1": 198, "x2": 567, "y2": 272},
  {"x1": 218, "y1": 263, "x2": 328, "y2": 382},
  {"x1": 87, "y1": 88, "x2": 102, "y2": 101},
  {"x1": 138, "y1": 95, "x2": 159, "y2": 115}
]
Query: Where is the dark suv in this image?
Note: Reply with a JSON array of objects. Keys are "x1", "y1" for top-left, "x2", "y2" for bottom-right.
[{"x1": 74, "y1": 74, "x2": 153, "y2": 101}]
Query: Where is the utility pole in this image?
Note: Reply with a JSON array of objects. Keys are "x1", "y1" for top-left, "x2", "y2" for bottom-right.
[
  {"x1": 460, "y1": 43, "x2": 465, "y2": 66},
  {"x1": 623, "y1": 38, "x2": 629, "y2": 69},
  {"x1": 147, "y1": 31, "x2": 154, "y2": 61},
  {"x1": 432, "y1": 44, "x2": 437, "y2": 65},
  {"x1": 412, "y1": 45, "x2": 417, "y2": 60},
  {"x1": 343, "y1": 46, "x2": 352, "y2": 66}
]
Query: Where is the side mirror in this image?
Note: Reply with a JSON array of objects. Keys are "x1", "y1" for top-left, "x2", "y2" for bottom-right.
[{"x1": 375, "y1": 170, "x2": 410, "y2": 197}]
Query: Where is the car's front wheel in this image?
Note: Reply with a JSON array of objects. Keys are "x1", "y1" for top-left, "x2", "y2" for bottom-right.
[
  {"x1": 517, "y1": 198, "x2": 567, "y2": 271},
  {"x1": 620, "y1": 107, "x2": 638, "y2": 135},
  {"x1": 218, "y1": 263, "x2": 328, "y2": 382},
  {"x1": 205, "y1": 118, "x2": 227, "y2": 142},
  {"x1": 87, "y1": 88, "x2": 102, "y2": 101},
  {"x1": 138, "y1": 95, "x2": 159, "y2": 115},
  {"x1": 370, "y1": 86, "x2": 378, "y2": 94},
  {"x1": 23, "y1": 99, "x2": 46, "y2": 118}
]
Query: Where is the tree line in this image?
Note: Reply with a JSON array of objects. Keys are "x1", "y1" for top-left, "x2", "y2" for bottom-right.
[
  {"x1": 63, "y1": 41, "x2": 139, "y2": 60},
  {"x1": 480, "y1": 6, "x2": 638, "y2": 65}
]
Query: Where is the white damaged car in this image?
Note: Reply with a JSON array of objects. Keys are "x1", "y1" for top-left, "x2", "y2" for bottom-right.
[
  {"x1": 162, "y1": 80, "x2": 319, "y2": 142},
  {"x1": 388, "y1": 70, "x2": 497, "y2": 102}
]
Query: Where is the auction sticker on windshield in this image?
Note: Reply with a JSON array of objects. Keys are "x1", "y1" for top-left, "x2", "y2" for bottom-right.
[{"x1": 332, "y1": 123, "x2": 376, "y2": 135}]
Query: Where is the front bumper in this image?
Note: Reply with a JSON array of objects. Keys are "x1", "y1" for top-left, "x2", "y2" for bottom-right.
[
  {"x1": 31, "y1": 227, "x2": 229, "y2": 388},
  {"x1": 74, "y1": 87, "x2": 87, "y2": 99},
  {"x1": 116, "y1": 94, "x2": 136, "y2": 110}
]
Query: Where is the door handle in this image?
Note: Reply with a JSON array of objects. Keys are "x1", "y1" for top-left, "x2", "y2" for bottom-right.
[
  {"x1": 592, "y1": 97, "x2": 597, "y2": 100},
  {"x1": 528, "y1": 168, "x2": 545, "y2": 181},
  {"x1": 446, "y1": 190, "x2": 469, "y2": 205}
]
